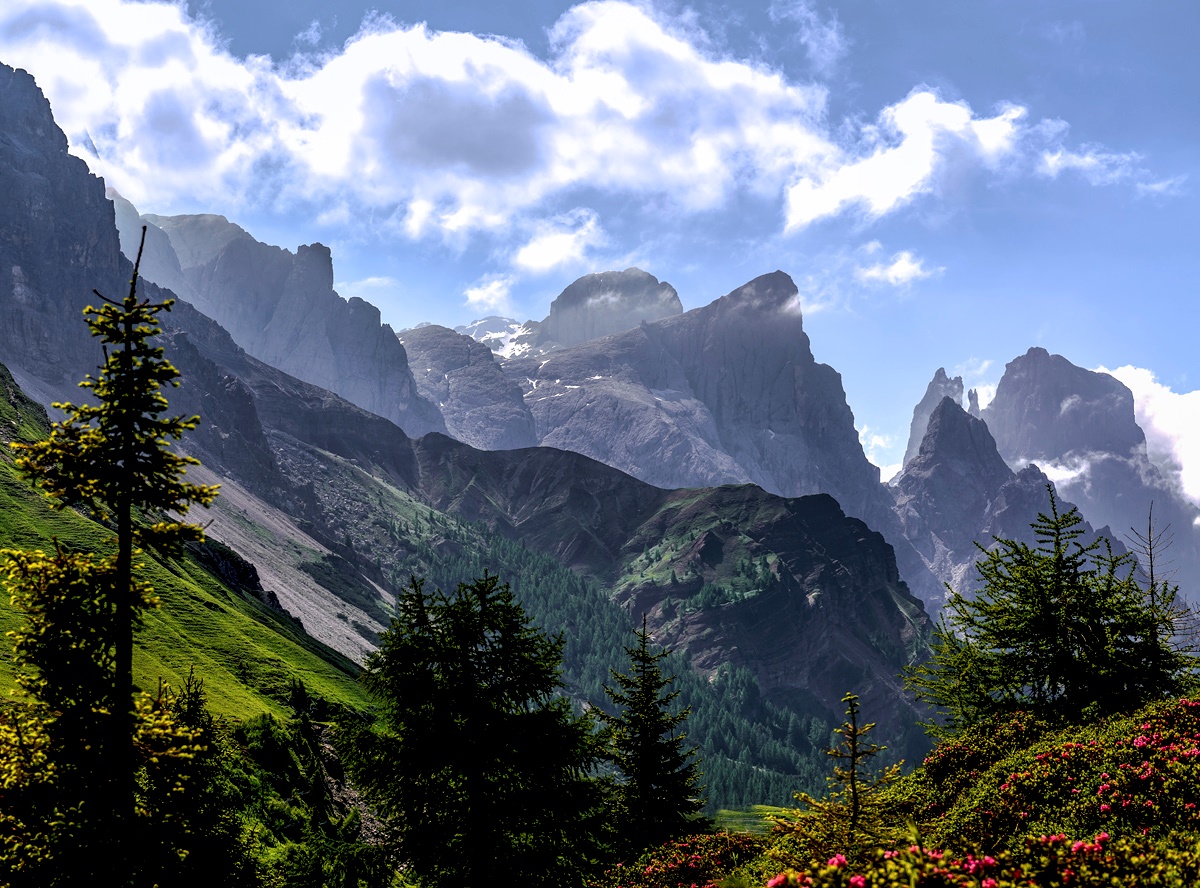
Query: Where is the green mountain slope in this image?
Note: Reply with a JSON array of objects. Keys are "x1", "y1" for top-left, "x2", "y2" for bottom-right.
[{"x1": 0, "y1": 363, "x2": 366, "y2": 718}]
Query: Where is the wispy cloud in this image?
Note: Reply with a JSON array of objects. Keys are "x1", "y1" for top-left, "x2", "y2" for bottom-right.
[
  {"x1": 1137, "y1": 175, "x2": 1188, "y2": 198},
  {"x1": 512, "y1": 209, "x2": 605, "y2": 274},
  {"x1": 1040, "y1": 146, "x2": 1143, "y2": 185},
  {"x1": 768, "y1": 0, "x2": 848, "y2": 74},
  {"x1": 854, "y1": 250, "x2": 941, "y2": 286},
  {"x1": 859, "y1": 425, "x2": 901, "y2": 482},
  {"x1": 464, "y1": 274, "x2": 514, "y2": 312}
]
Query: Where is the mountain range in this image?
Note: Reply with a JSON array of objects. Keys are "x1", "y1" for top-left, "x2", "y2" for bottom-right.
[{"x1": 4, "y1": 58, "x2": 1196, "y2": 805}]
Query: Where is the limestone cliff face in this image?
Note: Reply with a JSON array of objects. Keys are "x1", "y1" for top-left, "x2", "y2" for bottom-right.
[
  {"x1": 983, "y1": 347, "x2": 1144, "y2": 463},
  {"x1": 114, "y1": 209, "x2": 445, "y2": 438},
  {"x1": 902, "y1": 368, "x2": 964, "y2": 470},
  {"x1": 892, "y1": 398, "x2": 1078, "y2": 593},
  {"x1": 108, "y1": 190, "x2": 194, "y2": 301},
  {"x1": 512, "y1": 271, "x2": 877, "y2": 502},
  {"x1": 538, "y1": 267, "x2": 682, "y2": 347},
  {"x1": 0, "y1": 64, "x2": 122, "y2": 397},
  {"x1": 397, "y1": 324, "x2": 536, "y2": 450},
  {"x1": 982, "y1": 347, "x2": 1200, "y2": 592},
  {"x1": 503, "y1": 270, "x2": 942, "y2": 603}
]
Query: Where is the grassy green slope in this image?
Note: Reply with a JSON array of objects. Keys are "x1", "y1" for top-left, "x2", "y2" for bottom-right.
[{"x1": 0, "y1": 369, "x2": 367, "y2": 718}]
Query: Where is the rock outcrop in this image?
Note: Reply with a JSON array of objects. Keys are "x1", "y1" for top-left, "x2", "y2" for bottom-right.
[
  {"x1": 536, "y1": 267, "x2": 682, "y2": 348},
  {"x1": 397, "y1": 324, "x2": 536, "y2": 450},
  {"x1": 902, "y1": 368, "x2": 964, "y2": 470},
  {"x1": 113, "y1": 207, "x2": 445, "y2": 437},
  {"x1": 892, "y1": 397, "x2": 1103, "y2": 593},
  {"x1": 0, "y1": 65, "x2": 122, "y2": 400},
  {"x1": 982, "y1": 347, "x2": 1200, "y2": 592}
]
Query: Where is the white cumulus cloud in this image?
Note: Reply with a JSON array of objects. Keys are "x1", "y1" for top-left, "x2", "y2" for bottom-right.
[
  {"x1": 464, "y1": 274, "x2": 515, "y2": 312},
  {"x1": 0, "y1": 0, "x2": 1170, "y2": 283},
  {"x1": 1100, "y1": 365, "x2": 1200, "y2": 507},
  {"x1": 855, "y1": 250, "x2": 940, "y2": 286},
  {"x1": 785, "y1": 91, "x2": 1027, "y2": 230},
  {"x1": 512, "y1": 210, "x2": 605, "y2": 274}
]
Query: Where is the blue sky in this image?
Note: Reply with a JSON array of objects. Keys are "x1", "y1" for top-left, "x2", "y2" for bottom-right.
[{"x1": 1, "y1": 0, "x2": 1197, "y2": 484}]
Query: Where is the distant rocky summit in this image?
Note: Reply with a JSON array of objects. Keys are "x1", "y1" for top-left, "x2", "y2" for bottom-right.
[
  {"x1": 982, "y1": 347, "x2": 1200, "y2": 590},
  {"x1": 536, "y1": 267, "x2": 682, "y2": 348},
  {"x1": 111, "y1": 202, "x2": 445, "y2": 438},
  {"x1": 902, "y1": 368, "x2": 964, "y2": 470},
  {"x1": 892, "y1": 396, "x2": 1106, "y2": 594},
  {"x1": 397, "y1": 324, "x2": 536, "y2": 451}
]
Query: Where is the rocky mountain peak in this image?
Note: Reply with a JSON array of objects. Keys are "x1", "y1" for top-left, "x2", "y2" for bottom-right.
[
  {"x1": 540, "y1": 267, "x2": 682, "y2": 347},
  {"x1": 142, "y1": 212, "x2": 255, "y2": 270},
  {"x1": 907, "y1": 397, "x2": 1012, "y2": 491},
  {"x1": 982, "y1": 346, "x2": 1144, "y2": 463},
  {"x1": 113, "y1": 202, "x2": 444, "y2": 437},
  {"x1": 714, "y1": 269, "x2": 800, "y2": 316},
  {"x1": 903, "y1": 368, "x2": 964, "y2": 469}
]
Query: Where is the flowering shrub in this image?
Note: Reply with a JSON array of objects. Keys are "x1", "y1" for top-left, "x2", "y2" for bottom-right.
[
  {"x1": 910, "y1": 713, "x2": 1049, "y2": 818},
  {"x1": 761, "y1": 832, "x2": 1200, "y2": 887},
  {"x1": 588, "y1": 832, "x2": 762, "y2": 888},
  {"x1": 929, "y1": 698, "x2": 1200, "y2": 850}
]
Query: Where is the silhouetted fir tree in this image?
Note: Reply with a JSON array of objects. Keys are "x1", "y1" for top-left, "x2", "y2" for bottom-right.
[
  {"x1": 600, "y1": 615, "x2": 706, "y2": 858},
  {"x1": 338, "y1": 573, "x2": 605, "y2": 887},
  {"x1": 908, "y1": 488, "x2": 1197, "y2": 734}
]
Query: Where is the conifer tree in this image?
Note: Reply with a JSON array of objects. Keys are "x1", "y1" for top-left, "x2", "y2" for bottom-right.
[
  {"x1": 775, "y1": 692, "x2": 900, "y2": 863},
  {"x1": 600, "y1": 615, "x2": 705, "y2": 858},
  {"x1": 907, "y1": 488, "x2": 1195, "y2": 734},
  {"x1": 7, "y1": 228, "x2": 219, "y2": 878},
  {"x1": 339, "y1": 572, "x2": 604, "y2": 887}
]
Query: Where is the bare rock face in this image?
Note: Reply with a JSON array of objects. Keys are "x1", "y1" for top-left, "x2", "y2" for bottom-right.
[
  {"x1": 0, "y1": 64, "x2": 121, "y2": 395},
  {"x1": 512, "y1": 271, "x2": 874, "y2": 498},
  {"x1": 114, "y1": 208, "x2": 445, "y2": 438},
  {"x1": 892, "y1": 397, "x2": 1080, "y2": 593},
  {"x1": 503, "y1": 270, "x2": 943, "y2": 604},
  {"x1": 982, "y1": 347, "x2": 1200, "y2": 593},
  {"x1": 107, "y1": 190, "x2": 194, "y2": 301},
  {"x1": 902, "y1": 368, "x2": 964, "y2": 470},
  {"x1": 537, "y1": 267, "x2": 682, "y2": 347},
  {"x1": 397, "y1": 324, "x2": 536, "y2": 450},
  {"x1": 983, "y1": 347, "x2": 1144, "y2": 462}
]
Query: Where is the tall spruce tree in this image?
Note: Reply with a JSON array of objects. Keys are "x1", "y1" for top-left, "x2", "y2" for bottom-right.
[
  {"x1": 907, "y1": 487, "x2": 1195, "y2": 734},
  {"x1": 8, "y1": 228, "x2": 219, "y2": 880},
  {"x1": 600, "y1": 615, "x2": 705, "y2": 858},
  {"x1": 338, "y1": 573, "x2": 604, "y2": 887}
]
